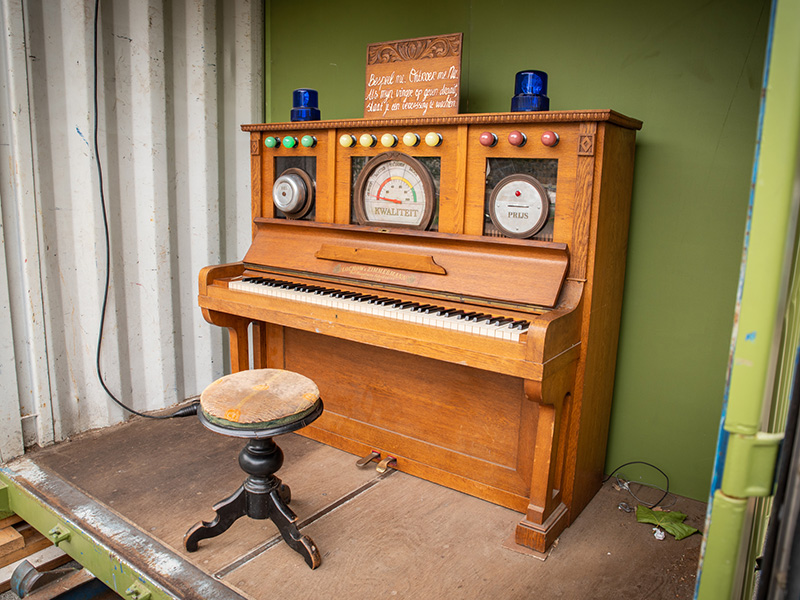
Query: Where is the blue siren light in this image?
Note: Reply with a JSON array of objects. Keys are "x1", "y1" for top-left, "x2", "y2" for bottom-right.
[
  {"x1": 290, "y1": 88, "x2": 320, "y2": 122},
  {"x1": 511, "y1": 70, "x2": 550, "y2": 112}
]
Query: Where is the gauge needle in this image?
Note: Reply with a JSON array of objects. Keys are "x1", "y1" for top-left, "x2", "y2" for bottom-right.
[{"x1": 377, "y1": 196, "x2": 402, "y2": 204}]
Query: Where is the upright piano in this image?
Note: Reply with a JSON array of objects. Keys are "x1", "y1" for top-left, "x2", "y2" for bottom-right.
[{"x1": 198, "y1": 110, "x2": 641, "y2": 552}]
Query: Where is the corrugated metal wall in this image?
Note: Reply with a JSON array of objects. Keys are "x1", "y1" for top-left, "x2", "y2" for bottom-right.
[{"x1": 0, "y1": 0, "x2": 263, "y2": 460}]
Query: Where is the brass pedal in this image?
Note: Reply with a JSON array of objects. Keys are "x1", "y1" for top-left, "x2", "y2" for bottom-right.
[
  {"x1": 376, "y1": 456, "x2": 397, "y2": 474},
  {"x1": 356, "y1": 450, "x2": 381, "y2": 468}
]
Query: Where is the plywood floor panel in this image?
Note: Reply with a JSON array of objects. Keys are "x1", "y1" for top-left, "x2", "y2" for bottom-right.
[
  {"x1": 24, "y1": 415, "x2": 703, "y2": 599},
  {"x1": 224, "y1": 472, "x2": 703, "y2": 599}
]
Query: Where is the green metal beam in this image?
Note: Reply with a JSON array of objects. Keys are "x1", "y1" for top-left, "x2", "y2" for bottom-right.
[{"x1": 0, "y1": 460, "x2": 247, "y2": 600}]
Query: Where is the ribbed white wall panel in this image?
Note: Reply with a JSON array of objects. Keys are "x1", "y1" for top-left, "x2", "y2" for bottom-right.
[{"x1": 0, "y1": 0, "x2": 263, "y2": 453}]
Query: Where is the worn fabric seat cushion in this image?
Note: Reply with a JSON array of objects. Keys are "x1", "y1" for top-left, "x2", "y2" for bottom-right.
[{"x1": 200, "y1": 369, "x2": 320, "y2": 430}]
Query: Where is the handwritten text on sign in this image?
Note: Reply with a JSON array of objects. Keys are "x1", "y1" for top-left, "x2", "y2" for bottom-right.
[{"x1": 364, "y1": 34, "x2": 462, "y2": 119}]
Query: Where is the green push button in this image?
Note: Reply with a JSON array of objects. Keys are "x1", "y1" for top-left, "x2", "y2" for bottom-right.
[
  {"x1": 264, "y1": 136, "x2": 280, "y2": 148},
  {"x1": 300, "y1": 135, "x2": 317, "y2": 148},
  {"x1": 282, "y1": 136, "x2": 298, "y2": 149}
]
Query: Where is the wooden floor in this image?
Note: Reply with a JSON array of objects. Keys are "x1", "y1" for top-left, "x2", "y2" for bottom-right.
[{"x1": 20, "y1": 415, "x2": 704, "y2": 599}]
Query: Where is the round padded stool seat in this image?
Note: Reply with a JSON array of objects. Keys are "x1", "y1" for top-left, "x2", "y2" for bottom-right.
[{"x1": 200, "y1": 369, "x2": 320, "y2": 434}]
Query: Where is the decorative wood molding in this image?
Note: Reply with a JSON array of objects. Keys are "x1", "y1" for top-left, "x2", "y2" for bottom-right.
[
  {"x1": 367, "y1": 34, "x2": 462, "y2": 65},
  {"x1": 577, "y1": 134, "x2": 595, "y2": 156},
  {"x1": 241, "y1": 110, "x2": 643, "y2": 132}
]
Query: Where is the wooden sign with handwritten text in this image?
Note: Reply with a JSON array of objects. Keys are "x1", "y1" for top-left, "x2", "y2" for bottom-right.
[{"x1": 364, "y1": 33, "x2": 462, "y2": 119}]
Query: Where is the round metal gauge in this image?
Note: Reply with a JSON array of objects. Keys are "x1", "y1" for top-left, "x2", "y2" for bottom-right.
[
  {"x1": 272, "y1": 168, "x2": 314, "y2": 219},
  {"x1": 488, "y1": 174, "x2": 550, "y2": 238},
  {"x1": 353, "y1": 152, "x2": 435, "y2": 230}
]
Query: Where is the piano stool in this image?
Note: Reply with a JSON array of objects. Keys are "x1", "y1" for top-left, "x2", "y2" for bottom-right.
[{"x1": 183, "y1": 369, "x2": 325, "y2": 569}]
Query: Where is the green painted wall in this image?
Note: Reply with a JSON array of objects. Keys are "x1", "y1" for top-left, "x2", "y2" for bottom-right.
[{"x1": 266, "y1": 0, "x2": 769, "y2": 500}]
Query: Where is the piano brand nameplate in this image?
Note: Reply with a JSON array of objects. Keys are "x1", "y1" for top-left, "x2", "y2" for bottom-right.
[{"x1": 331, "y1": 264, "x2": 421, "y2": 286}]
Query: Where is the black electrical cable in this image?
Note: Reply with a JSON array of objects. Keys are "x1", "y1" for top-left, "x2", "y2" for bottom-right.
[
  {"x1": 92, "y1": 0, "x2": 197, "y2": 420},
  {"x1": 603, "y1": 460, "x2": 671, "y2": 508}
]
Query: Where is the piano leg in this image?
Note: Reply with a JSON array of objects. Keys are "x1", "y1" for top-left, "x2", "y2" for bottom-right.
[
  {"x1": 516, "y1": 365, "x2": 576, "y2": 553},
  {"x1": 252, "y1": 322, "x2": 268, "y2": 369},
  {"x1": 203, "y1": 310, "x2": 251, "y2": 373}
]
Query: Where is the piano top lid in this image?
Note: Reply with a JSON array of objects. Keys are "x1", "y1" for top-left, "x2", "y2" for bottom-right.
[
  {"x1": 240, "y1": 110, "x2": 643, "y2": 132},
  {"x1": 243, "y1": 220, "x2": 570, "y2": 310}
]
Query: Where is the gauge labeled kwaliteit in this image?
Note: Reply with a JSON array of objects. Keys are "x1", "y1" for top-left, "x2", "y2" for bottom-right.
[{"x1": 353, "y1": 152, "x2": 435, "y2": 230}]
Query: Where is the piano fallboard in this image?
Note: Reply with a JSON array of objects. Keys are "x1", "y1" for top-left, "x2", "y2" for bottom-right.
[{"x1": 244, "y1": 219, "x2": 570, "y2": 310}]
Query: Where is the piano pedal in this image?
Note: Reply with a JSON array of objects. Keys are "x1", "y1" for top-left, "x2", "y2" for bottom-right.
[
  {"x1": 376, "y1": 456, "x2": 397, "y2": 474},
  {"x1": 356, "y1": 450, "x2": 381, "y2": 468}
]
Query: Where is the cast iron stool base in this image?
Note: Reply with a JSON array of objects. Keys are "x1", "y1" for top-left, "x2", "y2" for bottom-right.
[
  {"x1": 184, "y1": 432, "x2": 321, "y2": 569},
  {"x1": 183, "y1": 438, "x2": 321, "y2": 569}
]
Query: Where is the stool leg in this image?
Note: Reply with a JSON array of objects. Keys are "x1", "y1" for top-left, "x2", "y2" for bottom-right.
[
  {"x1": 278, "y1": 482, "x2": 291, "y2": 505},
  {"x1": 266, "y1": 488, "x2": 321, "y2": 569},
  {"x1": 184, "y1": 485, "x2": 247, "y2": 552}
]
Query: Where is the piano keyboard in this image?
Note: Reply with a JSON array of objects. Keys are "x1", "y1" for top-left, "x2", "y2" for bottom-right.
[{"x1": 230, "y1": 276, "x2": 531, "y2": 341}]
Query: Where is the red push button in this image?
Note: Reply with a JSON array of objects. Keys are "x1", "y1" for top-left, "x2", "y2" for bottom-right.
[
  {"x1": 541, "y1": 131, "x2": 559, "y2": 147},
  {"x1": 479, "y1": 132, "x2": 497, "y2": 147},
  {"x1": 508, "y1": 131, "x2": 527, "y2": 147}
]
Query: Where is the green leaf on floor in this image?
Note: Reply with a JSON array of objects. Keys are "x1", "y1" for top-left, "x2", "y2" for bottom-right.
[{"x1": 636, "y1": 505, "x2": 698, "y2": 540}]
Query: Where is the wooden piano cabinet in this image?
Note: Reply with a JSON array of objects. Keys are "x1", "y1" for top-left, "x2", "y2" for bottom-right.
[{"x1": 200, "y1": 111, "x2": 641, "y2": 553}]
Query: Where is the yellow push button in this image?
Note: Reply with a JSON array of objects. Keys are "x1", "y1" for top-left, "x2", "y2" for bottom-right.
[
  {"x1": 424, "y1": 132, "x2": 442, "y2": 147},
  {"x1": 402, "y1": 132, "x2": 420, "y2": 147}
]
